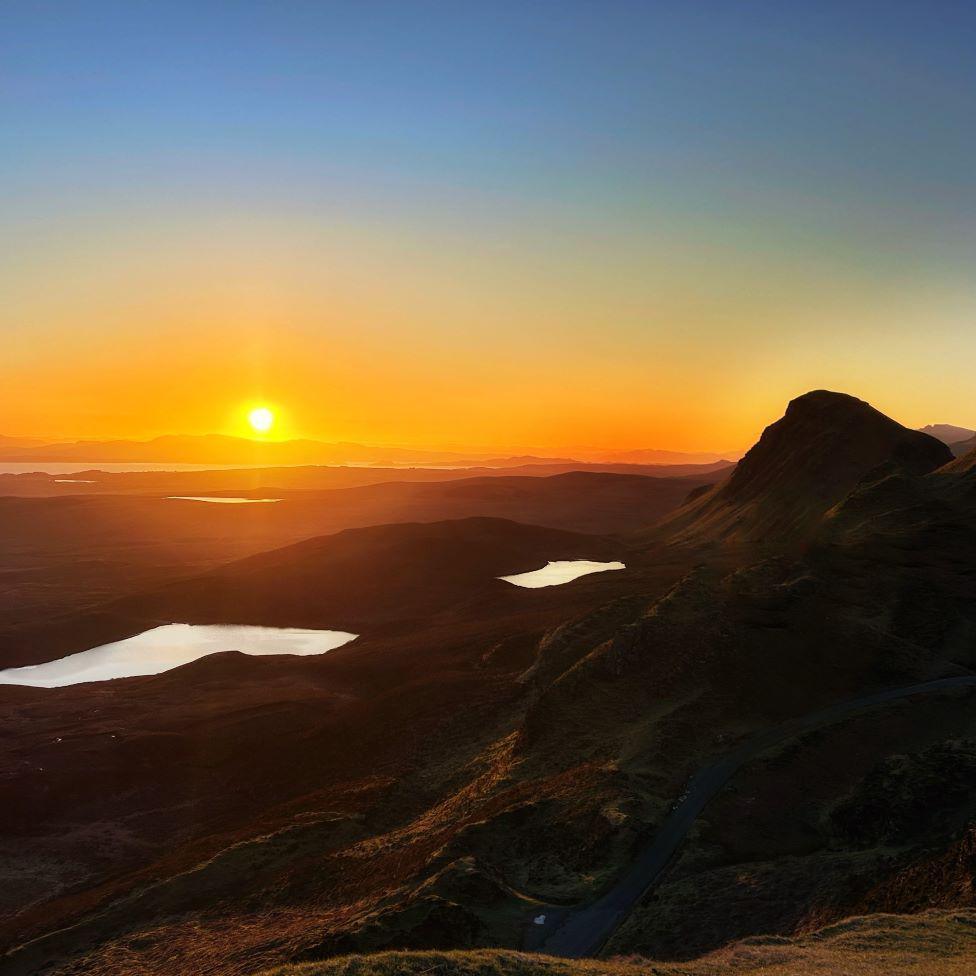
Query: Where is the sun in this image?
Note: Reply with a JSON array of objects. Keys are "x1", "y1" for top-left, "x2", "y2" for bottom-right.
[{"x1": 248, "y1": 406, "x2": 274, "y2": 434}]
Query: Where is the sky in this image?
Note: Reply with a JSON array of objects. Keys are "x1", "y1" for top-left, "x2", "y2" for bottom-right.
[{"x1": 3, "y1": 0, "x2": 975, "y2": 451}]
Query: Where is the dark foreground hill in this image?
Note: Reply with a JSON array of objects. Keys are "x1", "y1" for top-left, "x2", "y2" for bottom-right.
[
  {"x1": 263, "y1": 909, "x2": 976, "y2": 976},
  {"x1": 0, "y1": 510, "x2": 684, "y2": 976},
  {"x1": 660, "y1": 390, "x2": 951, "y2": 544},
  {"x1": 2, "y1": 390, "x2": 976, "y2": 976}
]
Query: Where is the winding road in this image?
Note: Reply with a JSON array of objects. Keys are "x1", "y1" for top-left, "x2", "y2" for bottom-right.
[{"x1": 529, "y1": 674, "x2": 976, "y2": 958}]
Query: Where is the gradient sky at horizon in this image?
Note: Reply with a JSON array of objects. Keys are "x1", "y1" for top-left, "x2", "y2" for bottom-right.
[{"x1": 3, "y1": 0, "x2": 975, "y2": 450}]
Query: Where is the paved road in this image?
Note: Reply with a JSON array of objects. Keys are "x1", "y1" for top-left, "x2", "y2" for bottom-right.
[{"x1": 530, "y1": 674, "x2": 976, "y2": 958}]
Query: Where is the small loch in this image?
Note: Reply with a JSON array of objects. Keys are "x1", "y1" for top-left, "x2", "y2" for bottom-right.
[
  {"x1": 167, "y1": 496, "x2": 283, "y2": 504},
  {"x1": 0, "y1": 624, "x2": 358, "y2": 688},
  {"x1": 500, "y1": 559, "x2": 625, "y2": 588}
]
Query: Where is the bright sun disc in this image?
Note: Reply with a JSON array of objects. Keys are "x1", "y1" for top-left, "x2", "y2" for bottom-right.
[{"x1": 248, "y1": 407, "x2": 274, "y2": 433}]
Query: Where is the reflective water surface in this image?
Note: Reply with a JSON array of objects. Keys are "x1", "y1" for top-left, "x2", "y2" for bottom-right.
[
  {"x1": 167, "y1": 496, "x2": 283, "y2": 504},
  {"x1": 500, "y1": 559, "x2": 625, "y2": 588},
  {"x1": 0, "y1": 624, "x2": 358, "y2": 688}
]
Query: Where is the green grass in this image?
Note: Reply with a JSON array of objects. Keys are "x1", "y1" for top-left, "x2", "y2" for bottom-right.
[{"x1": 261, "y1": 909, "x2": 976, "y2": 976}]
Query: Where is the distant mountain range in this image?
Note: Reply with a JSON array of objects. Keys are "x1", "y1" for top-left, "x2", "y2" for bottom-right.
[
  {"x1": 0, "y1": 434, "x2": 50, "y2": 449},
  {"x1": 0, "y1": 432, "x2": 734, "y2": 469},
  {"x1": 0, "y1": 433, "x2": 500, "y2": 467},
  {"x1": 917, "y1": 423, "x2": 976, "y2": 445}
]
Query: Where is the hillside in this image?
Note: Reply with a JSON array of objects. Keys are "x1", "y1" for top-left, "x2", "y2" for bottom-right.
[
  {"x1": 120, "y1": 517, "x2": 623, "y2": 631},
  {"x1": 659, "y1": 390, "x2": 951, "y2": 544},
  {"x1": 262, "y1": 909, "x2": 976, "y2": 976},
  {"x1": 949, "y1": 433, "x2": 976, "y2": 458},
  {"x1": 515, "y1": 415, "x2": 976, "y2": 959},
  {"x1": 939, "y1": 446, "x2": 976, "y2": 475},
  {"x1": 3, "y1": 390, "x2": 976, "y2": 976}
]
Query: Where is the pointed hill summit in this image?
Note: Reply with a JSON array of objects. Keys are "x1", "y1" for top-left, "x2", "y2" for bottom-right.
[{"x1": 659, "y1": 390, "x2": 951, "y2": 544}]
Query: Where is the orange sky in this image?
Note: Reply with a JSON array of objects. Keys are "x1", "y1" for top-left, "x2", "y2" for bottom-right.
[
  {"x1": 5, "y1": 4, "x2": 975, "y2": 453},
  {"x1": 4, "y1": 208, "x2": 974, "y2": 453}
]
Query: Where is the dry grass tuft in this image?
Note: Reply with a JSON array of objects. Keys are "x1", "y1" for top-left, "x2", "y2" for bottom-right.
[{"x1": 262, "y1": 909, "x2": 976, "y2": 976}]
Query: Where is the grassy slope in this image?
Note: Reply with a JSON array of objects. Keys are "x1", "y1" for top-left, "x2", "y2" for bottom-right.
[
  {"x1": 263, "y1": 910, "x2": 976, "y2": 976},
  {"x1": 605, "y1": 689, "x2": 976, "y2": 959}
]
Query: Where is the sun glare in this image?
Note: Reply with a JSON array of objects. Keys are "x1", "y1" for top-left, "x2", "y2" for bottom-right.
[{"x1": 248, "y1": 406, "x2": 274, "y2": 434}]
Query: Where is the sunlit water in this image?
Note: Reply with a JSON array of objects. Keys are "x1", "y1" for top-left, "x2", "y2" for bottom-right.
[
  {"x1": 0, "y1": 624, "x2": 358, "y2": 688},
  {"x1": 167, "y1": 495, "x2": 281, "y2": 505},
  {"x1": 500, "y1": 559, "x2": 625, "y2": 588},
  {"x1": 167, "y1": 496, "x2": 283, "y2": 504}
]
